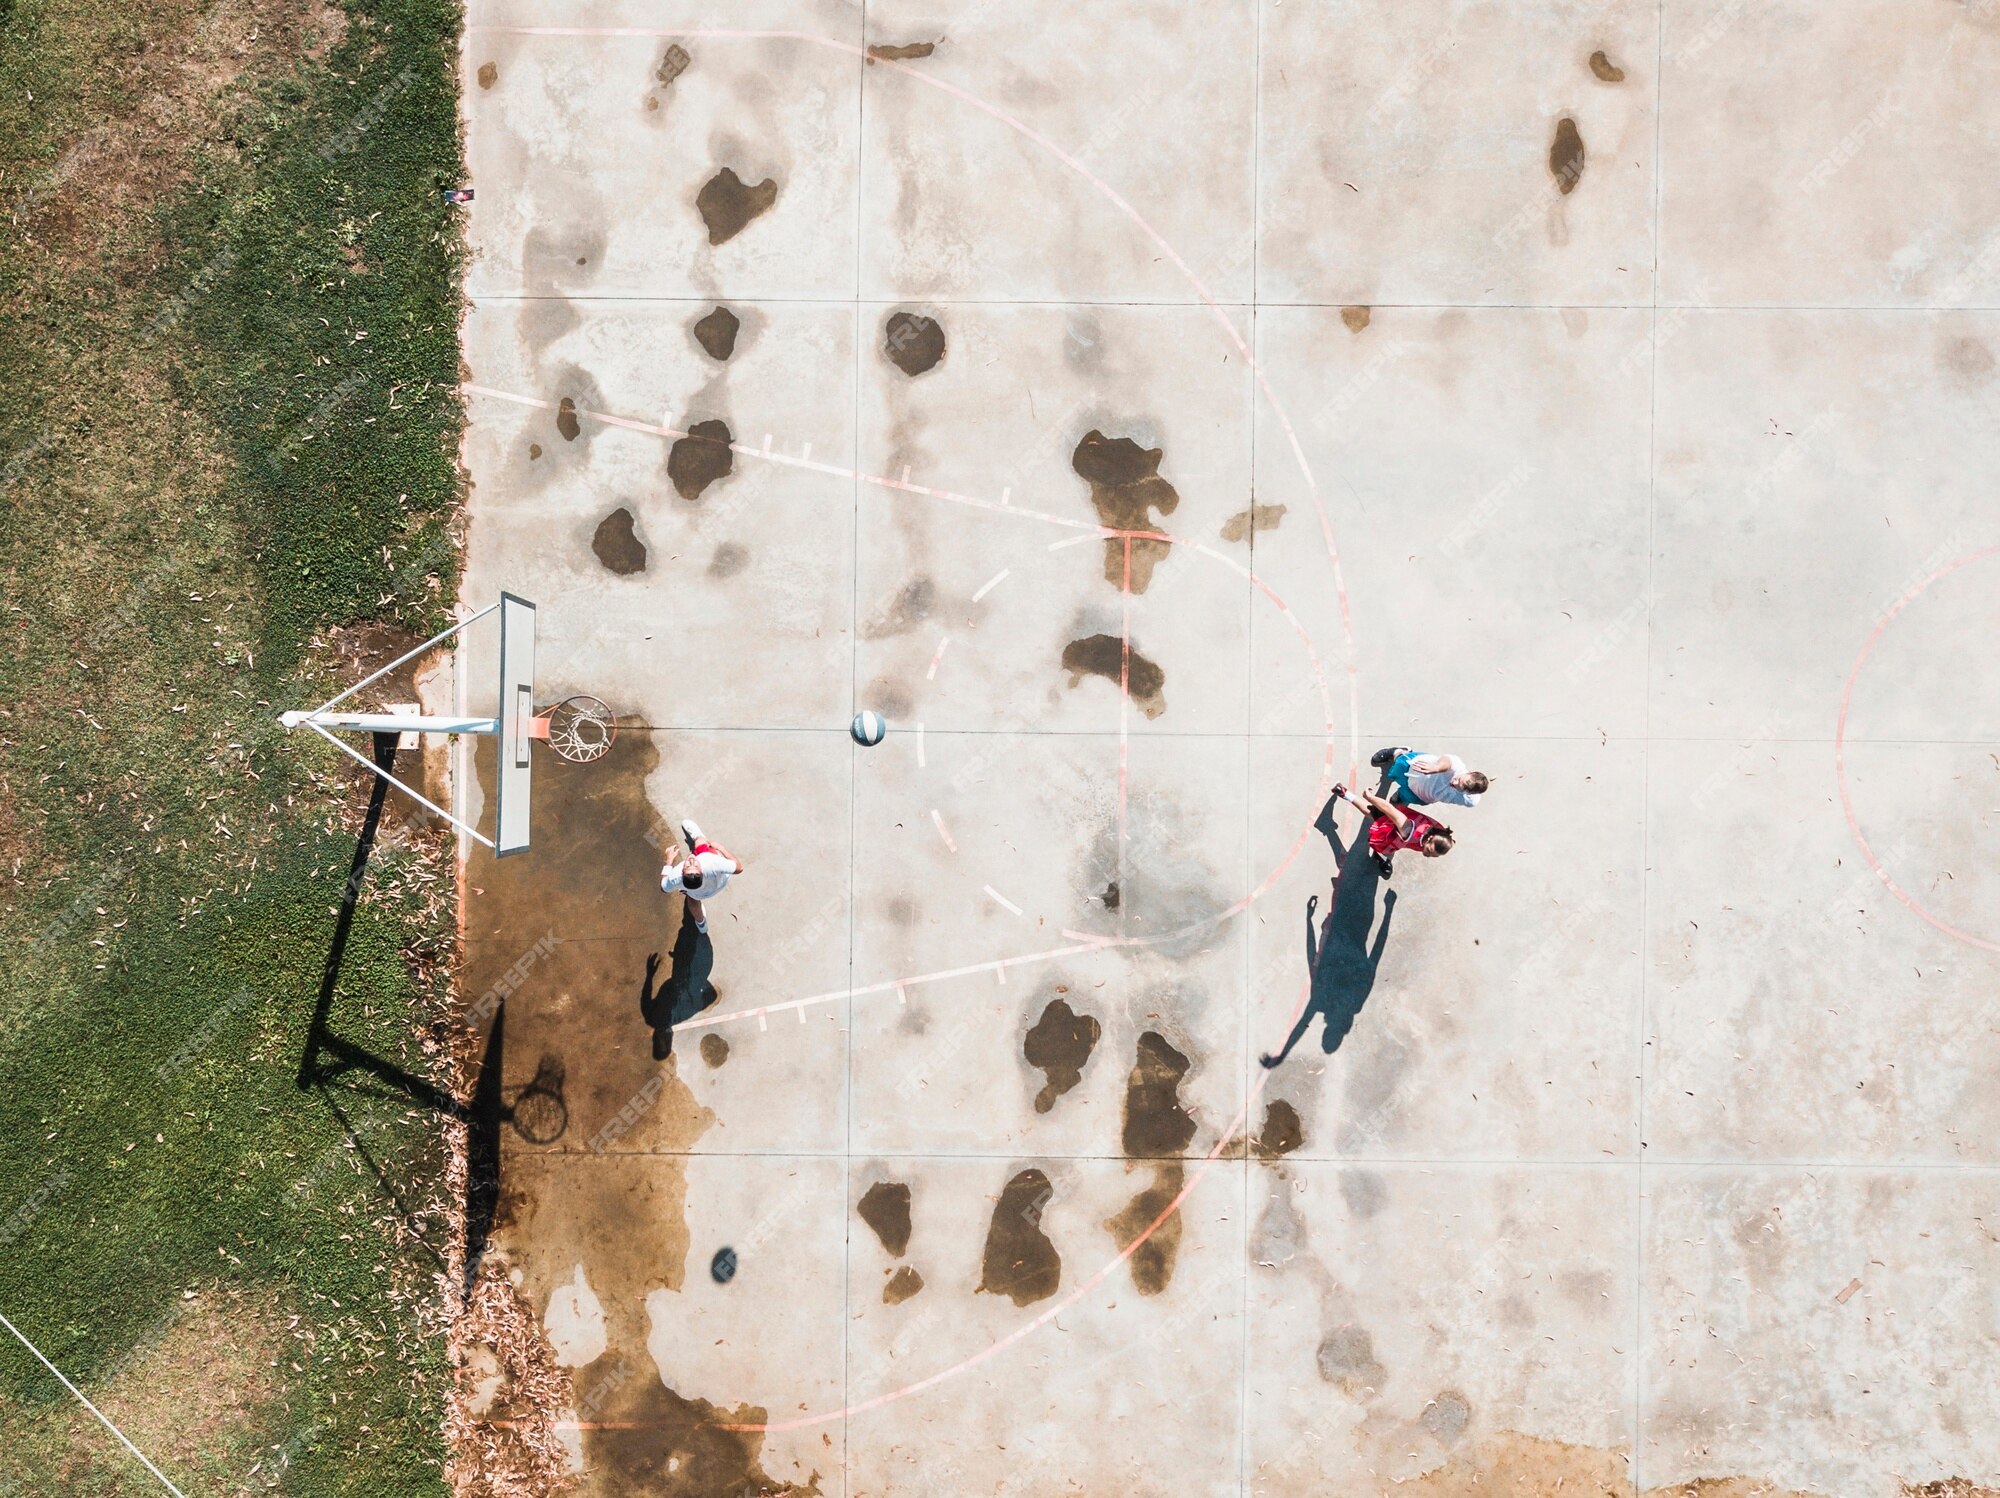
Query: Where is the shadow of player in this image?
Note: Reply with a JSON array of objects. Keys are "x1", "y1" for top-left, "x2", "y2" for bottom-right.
[
  {"x1": 641, "y1": 901, "x2": 719, "y2": 1060},
  {"x1": 1261, "y1": 796, "x2": 1397, "y2": 1068}
]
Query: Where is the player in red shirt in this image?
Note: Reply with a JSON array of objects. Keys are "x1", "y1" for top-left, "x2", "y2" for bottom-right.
[{"x1": 1330, "y1": 782, "x2": 1453, "y2": 878}]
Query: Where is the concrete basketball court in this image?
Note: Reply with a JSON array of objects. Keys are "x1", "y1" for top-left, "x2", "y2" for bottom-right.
[{"x1": 450, "y1": 3, "x2": 2000, "y2": 1494}]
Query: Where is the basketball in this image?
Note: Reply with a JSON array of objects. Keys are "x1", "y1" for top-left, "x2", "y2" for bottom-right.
[{"x1": 851, "y1": 710, "x2": 887, "y2": 746}]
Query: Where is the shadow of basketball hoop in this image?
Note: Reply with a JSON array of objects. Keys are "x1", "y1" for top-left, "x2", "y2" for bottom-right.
[{"x1": 505, "y1": 1055, "x2": 569, "y2": 1145}]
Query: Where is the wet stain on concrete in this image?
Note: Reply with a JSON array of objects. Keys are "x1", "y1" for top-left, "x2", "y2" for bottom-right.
[
  {"x1": 1341, "y1": 305, "x2": 1372, "y2": 333},
  {"x1": 668, "y1": 418, "x2": 734, "y2": 500},
  {"x1": 697, "y1": 167, "x2": 778, "y2": 245},
  {"x1": 1122, "y1": 1031, "x2": 1196, "y2": 1158},
  {"x1": 1023, "y1": 997, "x2": 1100, "y2": 1113},
  {"x1": 476, "y1": 61, "x2": 497, "y2": 89},
  {"x1": 1104, "y1": 1163, "x2": 1184, "y2": 1296},
  {"x1": 867, "y1": 40, "x2": 937, "y2": 62},
  {"x1": 1256, "y1": 1099, "x2": 1303, "y2": 1158},
  {"x1": 1341, "y1": 1168, "x2": 1387, "y2": 1219},
  {"x1": 1421, "y1": 1389, "x2": 1474, "y2": 1447},
  {"x1": 591, "y1": 507, "x2": 647, "y2": 576},
  {"x1": 1943, "y1": 335, "x2": 1996, "y2": 380},
  {"x1": 882, "y1": 1265, "x2": 925, "y2": 1304},
  {"x1": 1220, "y1": 503, "x2": 1286, "y2": 543},
  {"x1": 1100, "y1": 880, "x2": 1120, "y2": 910},
  {"x1": 1060, "y1": 633, "x2": 1166, "y2": 719},
  {"x1": 884, "y1": 311, "x2": 946, "y2": 376},
  {"x1": 587, "y1": 1380, "x2": 819, "y2": 1497},
  {"x1": 1317, "y1": 1323, "x2": 1386, "y2": 1394},
  {"x1": 699, "y1": 1032, "x2": 729, "y2": 1068},
  {"x1": 1550, "y1": 117, "x2": 1587, "y2": 195},
  {"x1": 861, "y1": 576, "x2": 936, "y2": 639},
  {"x1": 556, "y1": 397, "x2": 581, "y2": 442},
  {"x1": 867, "y1": 679, "x2": 914, "y2": 720},
  {"x1": 693, "y1": 305, "x2": 741, "y2": 361},
  {"x1": 1072, "y1": 430, "x2": 1180, "y2": 591},
  {"x1": 707, "y1": 542, "x2": 748, "y2": 579},
  {"x1": 469, "y1": 729, "x2": 755, "y2": 1493},
  {"x1": 1589, "y1": 49, "x2": 1625, "y2": 82},
  {"x1": 857, "y1": 1180, "x2": 913, "y2": 1257},
  {"x1": 978, "y1": 1168, "x2": 1061, "y2": 1306}
]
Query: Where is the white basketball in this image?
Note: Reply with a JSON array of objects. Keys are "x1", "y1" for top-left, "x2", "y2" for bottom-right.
[{"x1": 851, "y1": 710, "x2": 887, "y2": 746}]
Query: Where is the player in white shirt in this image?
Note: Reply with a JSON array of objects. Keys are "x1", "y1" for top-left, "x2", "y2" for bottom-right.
[
  {"x1": 1369, "y1": 747, "x2": 1489, "y2": 809},
  {"x1": 660, "y1": 819, "x2": 745, "y2": 933}
]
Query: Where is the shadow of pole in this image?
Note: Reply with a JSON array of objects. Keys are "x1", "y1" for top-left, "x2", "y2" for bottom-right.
[{"x1": 293, "y1": 730, "x2": 502, "y2": 1295}]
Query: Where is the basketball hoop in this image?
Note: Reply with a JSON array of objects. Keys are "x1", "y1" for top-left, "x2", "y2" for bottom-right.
[
  {"x1": 275, "y1": 594, "x2": 615, "y2": 855},
  {"x1": 531, "y1": 695, "x2": 617, "y2": 764}
]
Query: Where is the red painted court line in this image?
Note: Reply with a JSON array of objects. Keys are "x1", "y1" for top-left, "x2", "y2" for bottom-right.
[{"x1": 1834, "y1": 542, "x2": 2000, "y2": 953}]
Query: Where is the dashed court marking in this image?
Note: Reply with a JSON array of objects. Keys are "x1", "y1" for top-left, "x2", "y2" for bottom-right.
[
  {"x1": 929, "y1": 809, "x2": 957, "y2": 853},
  {"x1": 972, "y1": 567, "x2": 1011, "y2": 601},
  {"x1": 926, "y1": 637, "x2": 951, "y2": 680},
  {"x1": 984, "y1": 885, "x2": 1023, "y2": 916}
]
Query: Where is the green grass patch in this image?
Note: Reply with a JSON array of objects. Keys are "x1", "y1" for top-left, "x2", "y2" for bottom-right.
[{"x1": 0, "y1": 0, "x2": 467, "y2": 1490}]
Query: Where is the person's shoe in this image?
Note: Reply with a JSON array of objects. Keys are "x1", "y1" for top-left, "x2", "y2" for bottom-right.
[
  {"x1": 692, "y1": 917, "x2": 708, "y2": 934},
  {"x1": 1369, "y1": 747, "x2": 1396, "y2": 768},
  {"x1": 1372, "y1": 853, "x2": 1394, "y2": 881},
  {"x1": 680, "y1": 818, "x2": 704, "y2": 848}
]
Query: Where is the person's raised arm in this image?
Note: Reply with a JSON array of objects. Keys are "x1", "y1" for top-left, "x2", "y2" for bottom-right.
[{"x1": 1360, "y1": 788, "x2": 1409, "y2": 832}]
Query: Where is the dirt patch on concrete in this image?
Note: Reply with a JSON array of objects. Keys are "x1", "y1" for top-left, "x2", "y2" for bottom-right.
[
  {"x1": 867, "y1": 40, "x2": 937, "y2": 62},
  {"x1": 591, "y1": 506, "x2": 647, "y2": 575},
  {"x1": 857, "y1": 1180, "x2": 913, "y2": 1257},
  {"x1": 1341, "y1": 305, "x2": 1372, "y2": 333},
  {"x1": 1023, "y1": 996, "x2": 1100, "y2": 1112},
  {"x1": 1589, "y1": 50, "x2": 1626, "y2": 82},
  {"x1": 883, "y1": 311, "x2": 946, "y2": 376},
  {"x1": 1220, "y1": 503, "x2": 1286, "y2": 543},
  {"x1": 556, "y1": 397, "x2": 581, "y2": 442},
  {"x1": 1550, "y1": 117, "x2": 1586, "y2": 195},
  {"x1": 693, "y1": 305, "x2": 740, "y2": 361},
  {"x1": 667, "y1": 418, "x2": 734, "y2": 500},
  {"x1": 699, "y1": 1032, "x2": 729, "y2": 1068},
  {"x1": 1071, "y1": 430, "x2": 1180, "y2": 591},
  {"x1": 1122, "y1": 1031, "x2": 1196, "y2": 1158},
  {"x1": 1104, "y1": 1163, "x2": 1185, "y2": 1296},
  {"x1": 1061, "y1": 632, "x2": 1166, "y2": 719},
  {"x1": 882, "y1": 1265, "x2": 925, "y2": 1304},
  {"x1": 978, "y1": 1168, "x2": 1061, "y2": 1307},
  {"x1": 1256, "y1": 1099, "x2": 1304, "y2": 1157},
  {"x1": 696, "y1": 167, "x2": 778, "y2": 245}
]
